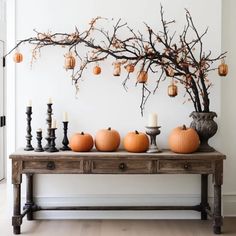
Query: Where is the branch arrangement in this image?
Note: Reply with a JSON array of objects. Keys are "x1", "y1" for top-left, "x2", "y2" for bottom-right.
[{"x1": 6, "y1": 6, "x2": 227, "y2": 115}]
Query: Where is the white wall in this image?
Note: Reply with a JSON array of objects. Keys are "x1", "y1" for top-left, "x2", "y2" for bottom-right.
[
  {"x1": 7, "y1": 0, "x2": 230, "y2": 218},
  {"x1": 221, "y1": 0, "x2": 236, "y2": 216}
]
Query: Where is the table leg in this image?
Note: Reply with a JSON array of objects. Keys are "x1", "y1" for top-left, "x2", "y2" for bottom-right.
[
  {"x1": 12, "y1": 184, "x2": 22, "y2": 234},
  {"x1": 213, "y1": 160, "x2": 223, "y2": 234},
  {"x1": 25, "y1": 174, "x2": 34, "y2": 220},
  {"x1": 201, "y1": 174, "x2": 209, "y2": 220}
]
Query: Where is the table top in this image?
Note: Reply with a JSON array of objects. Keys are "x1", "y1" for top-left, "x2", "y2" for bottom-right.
[{"x1": 10, "y1": 148, "x2": 226, "y2": 161}]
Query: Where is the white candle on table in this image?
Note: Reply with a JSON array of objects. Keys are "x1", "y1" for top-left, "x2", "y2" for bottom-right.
[
  {"x1": 148, "y1": 113, "x2": 158, "y2": 127},
  {"x1": 48, "y1": 97, "x2": 52, "y2": 104},
  {"x1": 63, "y1": 112, "x2": 68, "y2": 122},
  {"x1": 51, "y1": 119, "x2": 57, "y2": 129},
  {"x1": 28, "y1": 99, "x2": 32, "y2": 107}
]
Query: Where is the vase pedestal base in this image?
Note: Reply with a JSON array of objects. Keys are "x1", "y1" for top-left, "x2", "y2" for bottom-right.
[{"x1": 198, "y1": 142, "x2": 215, "y2": 152}]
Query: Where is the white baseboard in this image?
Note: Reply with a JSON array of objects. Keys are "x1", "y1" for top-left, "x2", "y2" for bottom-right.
[{"x1": 26, "y1": 194, "x2": 236, "y2": 219}]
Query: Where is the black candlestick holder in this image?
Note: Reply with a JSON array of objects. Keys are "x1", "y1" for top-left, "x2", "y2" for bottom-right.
[
  {"x1": 145, "y1": 126, "x2": 162, "y2": 153},
  {"x1": 47, "y1": 128, "x2": 59, "y2": 152},
  {"x1": 34, "y1": 130, "x2": 44, "y2": 152},
  {"x1": 60, "y1": 121, "x2": 71, "y2": 151},
  {"x1": 44, "y1": 103, "x2": 53, "y2": 150},
  {"x1": 24, "y1": 106, "x2": 34, "y2": 151}
]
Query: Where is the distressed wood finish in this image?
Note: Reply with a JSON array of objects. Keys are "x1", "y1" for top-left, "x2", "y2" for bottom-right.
[{"x1": 10, "y1": 149, "x2": 226, "y2": 235}]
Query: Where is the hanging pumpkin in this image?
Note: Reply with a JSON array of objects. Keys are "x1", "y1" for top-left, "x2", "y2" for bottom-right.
[
  {"x1": 168, "y1": 82, "x2": 178, "y2": 97},
  {"x1": 13, "y1": 52, "x2": 23, "y2": 63},
  {"x1": 168, "y1": 125, "x2": 199, "y2": 154},
  {"x1": 137, "y1": 71, "x2": 148, "y2": 83},
  {"x1": 93, "y1": 65, "x2": 101, "y2": 75},
  {"x1": 125, "y1": 64, "x2": 135, "y2": 73},
  {"x1": 218, "y1": 60, "x2": 228, "y2": 76},
  {"x1": 65, "y1": 53, "x2": 76, "y2": 70},
  {"x1": 124, "y1": 130, "x2": 149, "y2": 153},
  {"x1": 69, "y1": 132, "x2": 94, "y2": 152},
  {"x1": 95, "y1": 127, "x2": 120, "y2": 152},
  {"x1": 113, "y1": 62, "x2": 121, "y2": 76}
]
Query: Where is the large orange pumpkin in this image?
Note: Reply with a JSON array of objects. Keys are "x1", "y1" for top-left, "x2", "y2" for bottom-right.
[
  {"x1": 218, "y1": 61, "x2": 228, "y2": 76},
  {"x1": 65, "y1": 54, "x2": 76, "y2": 69},
  {"x1": 168, "y1": 125, "x2": 199, "y2": 154},
  {"x1": 95, "y1": 127, "x2": 120, "y2": 152},
  {"x1": 13, "y1": 52, "x2": 23, "y2": 63},
  {"x1": 124, "y1": 130, "x2": 149, "y2": 153},
  {"x1": 69, "y1": 132, "x2": 94, "y2": 152}
]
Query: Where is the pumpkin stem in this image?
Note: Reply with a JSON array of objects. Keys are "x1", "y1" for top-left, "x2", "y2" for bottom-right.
[
  {"x1": 135, "y1": 130, "x2": 139, "y2": 134},
  {"x1": 182, "y1": 125, "x2": 187, "y2": 130},
  {"x1": 81, "y1": 132, "x2": 84, "y2": 135},
  {"x1": 108, "y1": 127, "x2": 111, "y2": 131}
]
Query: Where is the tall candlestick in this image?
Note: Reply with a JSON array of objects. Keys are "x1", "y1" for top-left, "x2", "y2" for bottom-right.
[
  {"x1": 24, "y1": 106, "x2": 34, "y2": 151},
  {"x1": 63, "y1": 112, "x2": 68, "y2": 122},
  {"x1": 148, "y1": 113, "x2": 158, "y2": 127},
  {"x1": 44, "y1": 103, "x2": 53, "y2": 150},
  {"x1": 60, "y1": 121, "x2": 71, "y2": 151}
]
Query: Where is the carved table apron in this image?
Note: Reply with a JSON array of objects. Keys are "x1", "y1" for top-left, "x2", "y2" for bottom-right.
[{"x1": 10, "y1": 149, "x2": 226, "y2": 234}]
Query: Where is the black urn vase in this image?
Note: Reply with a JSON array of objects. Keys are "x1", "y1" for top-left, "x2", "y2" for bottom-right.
[{"x1": 190, "y1": 111, "x2": 218, "y2": 152}]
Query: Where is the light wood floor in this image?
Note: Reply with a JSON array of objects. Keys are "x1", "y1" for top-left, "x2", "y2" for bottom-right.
[{"x1": 1, "y1": 181, "x2": 236, "y2": 236}]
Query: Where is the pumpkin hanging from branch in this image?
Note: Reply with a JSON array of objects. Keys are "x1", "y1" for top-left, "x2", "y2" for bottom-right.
[
  {"x1": 113, "y1": 61, "x2": 121, "y2": 76},
  {"x1": 122, "y1": 63, "x2": 135, "y2": 91},
  {"x1": 218, "y1": 59, "x2": 228, "y2": 76},
  {"x1": 64, "y1": 53, "x2": 76, "y2": 70},
  {"x1": 93, "y1": 64, "x2": 101, "y2": 75},
  {"x1": 168, "y1": 80, "x2": 178, "y2": 97},
  {"x1": 137, "y1": 70, "x2": 148, "y2": 83},
  {"x1": 13, "y1": 52, "x2": 23, "y2": 63}
]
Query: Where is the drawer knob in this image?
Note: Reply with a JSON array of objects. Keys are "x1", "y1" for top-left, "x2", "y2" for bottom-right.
[
  {"x1": 184, "y1": 163, "x2": 191, "y2": 170},
  {"x1": 119, "y1": 163, "x2": 126, "y2": 170},
  {"x1": 47, "y1": 161, "x2": 55, "y2": 170}
]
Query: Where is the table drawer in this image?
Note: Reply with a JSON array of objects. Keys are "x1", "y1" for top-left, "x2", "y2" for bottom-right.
[
  {"x1": 91, "y1": 160, "x2": 154, "y2": 174},
  {"x1": 22, "y1": 160, "x2": 83, "y2": 173},
  {"x1": 159, "y1": 160, "x2": 213, "y2": 173}
]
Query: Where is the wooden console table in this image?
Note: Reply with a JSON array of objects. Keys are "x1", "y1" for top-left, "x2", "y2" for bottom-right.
[{"x1": 10, "y1": 149, "x2": 226, "y2": 234}]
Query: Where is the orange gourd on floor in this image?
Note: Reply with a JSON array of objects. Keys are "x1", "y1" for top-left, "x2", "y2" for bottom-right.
[
  {"x1": 168, "y1": 125, "x2": 199, "y2": 153},
  {"x1": 13, "y1": 52, "x2": 23, "y2": 63},
  {"x1": 95, "y1": 127, "x2": 120, "y2": 152},
  {"x1": 69, "y1": 132, "x2": 94, "y2": 152},
  {"x1": 124, "y1": 130, "x2": 149, "y2": 153}
]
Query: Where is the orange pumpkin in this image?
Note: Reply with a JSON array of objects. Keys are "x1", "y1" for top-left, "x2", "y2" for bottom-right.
[
  {"x1": 93, "y1": 65, "x2": 101, "y2": 75},
  {"x1": 124, "y1": 130, "x2": 149, "y2": 153},
  {"x1": 113, "y1": 63, "x2": 121, "y2": 76},
  {"x1": 95, "y1": 127, "x2": 120, "y2": 152},
  {"x1": 13, "y1": 52, "x2": 23, "y2": 63},
  {"x1": 218, "y1": 61, "x2": 228, "y2": 76},
  {"x1": 125, "y1": 64, "x2": 135, "y2": 73},
  {"x1": 69, "y1": 132, "x2": 94, "y2": 152},
  {"x1": 137, "y1": 71, "x2": 148, "y2": 83},
  {"x1": 65, "y1": 54, "x2": 76, "y2": 69},
  {"x1": 168, "y1": 83, "x2": 178, "y2": 97},
  {"x1": 168, "y1": 125, "x2": 199, "y2": 154}
]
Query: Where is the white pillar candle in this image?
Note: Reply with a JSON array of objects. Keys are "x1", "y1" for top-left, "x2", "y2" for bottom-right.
[
  {"x1": 51, "y1": 119, "x2": 57, "y2": 129},
  {"x1": 63, "y1": 112, "x2": 68, "y2": 122},
  {"x1": 28, "y1": 99, "x2": 32, "y2": 107},
  {"x1": 48, "y1": 97, "x2": 52, "y2": 104},
  {"x1": 37, "y1": 128, "x2": 42, "y2": 132},
  {"x1": 148, "y1": 113, "x2": 158, "y2": 127}
]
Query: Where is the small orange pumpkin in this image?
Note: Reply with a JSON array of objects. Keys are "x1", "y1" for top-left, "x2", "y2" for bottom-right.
[
  {"x1": 168, "y1": 83, "x2": 178, "y2": 97},
  {"x1": 218, "y1": 60, "x2": 228, "y2": 76},
  {"x1": 93, "y1": 65, "x2": 101, "y2": 75},
  {"x1": 168, "y1": 125, "x2": 199, "y2": 154},
  {"x1": 13, "y1": 52, "x2": 23, "y2": 63},
  {"x1": 137, "y1": 71, "x2": 148, "y2": 83},
  {"x1": 125, "y1": 64, "x2": 135, "y2": 73},
  {"x1": 95, "y1": 127, "x2": 120, "y2": 152},
  {"x1": 124, "y1": 130, "x2": 149, "y2": 153},
  {"x1": 69, "y1": 132, "x2": 94, "y2": 152},
  {"x1": 65, "y1": 54, "x2": 76, "y2": 69}
]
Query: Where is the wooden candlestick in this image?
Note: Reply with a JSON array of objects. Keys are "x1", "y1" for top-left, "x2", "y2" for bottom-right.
[
  {"x1": 47, "y1": 128, "x2": 59, "y2": 152},
  {"x1": 60, "y1": 121, "x2": 71, "y2": 151},
  {"x1": 44, "y1": 103, "x2": 53, "y2": 150},
  {"x1": 34, "y1": 130, "x2": 44, "y2": 152},
  {"x1": 24, "y1": 106, "x2": 34, "y2": 151}
]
